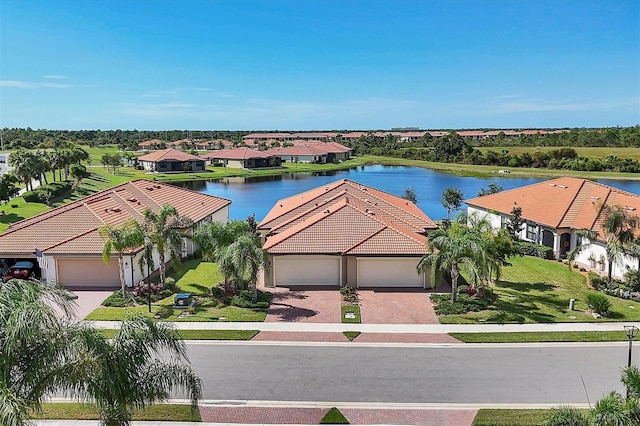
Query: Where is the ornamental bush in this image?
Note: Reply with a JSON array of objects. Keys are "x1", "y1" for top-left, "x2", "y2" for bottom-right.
[{"x1": 585, "y1": 292, "x2": 612, "y2": 317}]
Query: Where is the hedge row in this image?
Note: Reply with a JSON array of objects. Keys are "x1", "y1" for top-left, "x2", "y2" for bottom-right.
[
  {"x1": 22, "y1": 181, "x2": 72, "y2": 203},
  {"x1": 516, "y1": 241, "x2": 554, "y2": 259}
]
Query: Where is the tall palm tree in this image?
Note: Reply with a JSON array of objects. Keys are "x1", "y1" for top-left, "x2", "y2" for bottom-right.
[
  {"x1": 99, "y1": 220, "x2": 144, "y2": 296},
  {"x1": 192, "y1": 220, "x2": 251, "y2": 287},
  {"x1": 142, "y1": 205, "x2": 193, "y2": 285},
  {"x1": 77, "y1": 314, "x2": 202, "y2": 426},
  {"x1": 417, "y1": 222, "x2": 487, "y2": 303},
  {"x1": 575, "y1": 205, "x2": 639, "y2": 283},
  {"x1": 0, "y1": 279, "x2": 95, "y2": 426},
  {"x1": 219, "y1": 234, "x2": 265, "y2": 301}
]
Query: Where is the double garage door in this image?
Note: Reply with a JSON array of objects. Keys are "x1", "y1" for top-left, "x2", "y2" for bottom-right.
[
  {"x1": 272, "y1": 256, "x2": 426, "y2": 288},
  {"x1": 274, "y1": 255, "x2": 340, "y2": 286},
  {"x1": 57, "y1": 258, "x2": 120, "y2": 289},
  {"x1": 357, "y1": 257, "x2": 425, "y2": 288}
]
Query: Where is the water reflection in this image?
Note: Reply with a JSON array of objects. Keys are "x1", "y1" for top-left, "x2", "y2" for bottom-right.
[{"x1": 172, "y1": 165, "x2": 640, "y2": 221}]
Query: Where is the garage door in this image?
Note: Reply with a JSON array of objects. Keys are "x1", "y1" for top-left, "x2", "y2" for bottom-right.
[
  {"x1": 274, "y1": 255, "x2": 340, "y2": 286},
  {"x1": 57, "y1": 258, "x2": 120, "y2": 289},
  {"x1": 357, "y1": 257, "x2": 425, "y2": 288}
]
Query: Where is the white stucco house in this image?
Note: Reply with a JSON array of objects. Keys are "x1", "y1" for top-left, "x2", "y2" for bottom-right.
[
  {"x1": 466, "y1": 177, "x2": 640, "y2": 280},
  {"x1": 0, "y1": 180, "x2": 230, "y2": 289},
  {"x1": 259, "y1": 179, "x2": 438, "y2": 288}
]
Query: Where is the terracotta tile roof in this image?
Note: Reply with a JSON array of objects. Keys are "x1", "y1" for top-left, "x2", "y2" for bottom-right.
[
  {"x1": 261, "y1": 180, "x2": 434, "y2": 256},
  {"x1": 466, "y1": 177, "x2": 640, "y2": 237},
  {"x1": 138, "y1": 139, "x2": 164, "y2": 147},
  {"x1": 137, "y1": 148, "x2": 201, "y2": 162},
  {"x1": 201, "y1": 147, "x2": 275, "y2": 160},
  {"x1": 267, "y1": 145, "x2": 328, "y2": 157},
  {"x1": 243, "y1": 133, "x2": 292, "y2": 139},
  {"x1": 0, "y1": 180, "x2": 230, "y2": 257},
  {"x1": 263, "y1": 197, "x2": 428, "y2": 255}
]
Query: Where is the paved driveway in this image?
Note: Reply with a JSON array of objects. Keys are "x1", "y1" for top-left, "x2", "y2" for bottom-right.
[
  {"x1": 358, "y1": 288, "x2": 439, "y2": 324},
  {"x1": 68, "y1": 290, "x2": 113, "y2": 320},
  {"x1": 263, "y1": 286, "x2": 341, "y2": 323}
]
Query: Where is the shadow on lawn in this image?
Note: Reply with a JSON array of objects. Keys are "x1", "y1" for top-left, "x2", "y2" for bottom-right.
[{"x1": 486, "y1": 280, "x2": 571, "y2": 323}]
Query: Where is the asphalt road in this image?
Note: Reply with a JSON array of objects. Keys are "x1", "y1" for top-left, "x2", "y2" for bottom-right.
[{"x1": 186, "y1": 343, "x2": 630, "y2": 404}]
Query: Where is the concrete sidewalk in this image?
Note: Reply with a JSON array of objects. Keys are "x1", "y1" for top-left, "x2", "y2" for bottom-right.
[{"x1": 90, "y1": 319, "x2": 640, "y2": 333}]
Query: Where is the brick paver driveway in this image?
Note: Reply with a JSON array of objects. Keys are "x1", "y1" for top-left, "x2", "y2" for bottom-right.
[
  {"x1": 358, "y1": 288, "x2": 439, "y2": 324},
  {"x1": 263, "y1": 286, "x2": 341, "y2": 323}
]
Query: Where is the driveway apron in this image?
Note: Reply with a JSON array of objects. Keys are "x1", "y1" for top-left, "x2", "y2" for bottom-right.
[
  {"x1": 263, "y1": 286, "x2": 341, "y2": 323},
  {"x1": 358, "y1": 289, "x2": 439, "y2": 324}
]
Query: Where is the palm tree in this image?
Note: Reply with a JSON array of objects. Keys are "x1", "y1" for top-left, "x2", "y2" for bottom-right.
[
  {"x1": 0, "y1": 279, "x2": 95, "y2": 426},
  {"x1": 192, "y1": 220, "x2": 251, "y2": 287},
  {"x1": 142, "y1": 205, "x2": 193, "y2": 285},
  {"x1": 219, "y1": 234, "x2": 265, "y2": 301},
  {"x1": 575, "y1": 205, "x2": 639, "y2": 283},
  {"x1": 76, "y1": 314, "x2": 202, "y2": 426},
  {"x1": 99, "y1": 220, "x2": 144, "y2": 296},
  {"x1": 417, "y1": 222, "x2": 487, "y2": 303}
]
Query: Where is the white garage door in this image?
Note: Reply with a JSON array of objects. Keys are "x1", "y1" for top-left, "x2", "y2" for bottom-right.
[
  {"x1": 357, "y1": 257, "x2": 425, "y2": 288},
  {"x1": 57, "y1": 258, "x2": 120, "y2": 289},
  {"x1": 274, "y1": 255, "x2": 340, "y2": 286}
]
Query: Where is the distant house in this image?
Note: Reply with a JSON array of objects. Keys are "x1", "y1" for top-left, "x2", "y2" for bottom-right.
[
  {"x1": 0, "y1": 180, "x2": 230, "y2": 289},
  {"x1": 137, "y1": 139, "x2": 165, "y2": 150},
  {"x1": 466, "y1": 177, "x2": 640, "y2": 279},
  {"x1": 0, "y1": 152, "x2": 9, "y2": 175},
  {"x1": 268, "y1": 144, "x2": 328, "y2": 164},
  {"x1": 137, "y1": 148, "x2": 205, "y2": 173},
  {"x1": 201, "y1": 147, "x2": 281, "y2": 169},
  {"x1": 259, "y1": 179, "x2": 438, "y2": 288},
  {"x1": 305, "y1": 141, "x2": 353, "y2": 161}
]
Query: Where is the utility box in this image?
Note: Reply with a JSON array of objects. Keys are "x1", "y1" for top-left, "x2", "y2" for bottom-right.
[
  {"x1": 174, "y1": 292, "x2": 193, "y2": 308},
  {"x1": 569, "y1": 298, "x2": 576, "y2": 311}
]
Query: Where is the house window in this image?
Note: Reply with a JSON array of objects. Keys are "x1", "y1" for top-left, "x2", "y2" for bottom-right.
[
  {"x1": 500, "y1": 215, "x2": 508, "y2": 229},
  {"x1": 526, "y1": 223, "x2": 537, "y2": 241}
]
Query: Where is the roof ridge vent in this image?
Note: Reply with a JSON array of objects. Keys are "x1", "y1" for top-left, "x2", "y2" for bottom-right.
[
  {"x1": 557, "y1": 185, "x2": 567, "y2": 189},
  {"x1": 548, "y1": 184, "x2": 556, "y2": 187}
]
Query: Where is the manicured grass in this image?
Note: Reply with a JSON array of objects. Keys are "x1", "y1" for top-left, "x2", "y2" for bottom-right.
[
  {"x1": 31, "y1": 402, "x2": 201, "y2": 421},
  {"x1": 85, "y1": 260, "x2": 267, "y2": 322},
  {"x1": 0, "y1": 196, "x2": 50, "y2": 233},
  {"x1": 320, "y1": 407, "x2": 350, "y2": 424},
  {"x1": 341, "y1": 305, "x2": 361, "y2": 324},
  {"x1": 100, "y1": 328, "x2": 259, "y2": 340},
  {"x1": 438, "y1": 256, "x2": 640, "y2": 324},
  {"x1": 472, "y1": 409, "x2": 551, "y2": 426},
  {"x1": 343, "y1": 331, "x2": 361, "y2": 341},
  {"x1": 451, "y1": 331, "x2": 629, "y2": 343},
  {"x1": 478, "y1": 146, "x2": 640, "y2": 161}
]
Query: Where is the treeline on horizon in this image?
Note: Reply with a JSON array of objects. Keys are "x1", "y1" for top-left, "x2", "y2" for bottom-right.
[{"x1": 1, "y1": 126, "x2": 639, "y2": 151}]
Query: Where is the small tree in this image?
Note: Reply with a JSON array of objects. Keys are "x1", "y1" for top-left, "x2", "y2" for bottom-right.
[
  {"x1": 506, "y1": 206, "x2": 525, "y2": 241},
  {"x1": 401, "y1": 187, "x2": 418, "y2": 204},
  {"x1": 477, "y1": 183, "x2": 503, "y2": 197},
  {"x1": 99, "y1": 220, "x2": 144, "y2": 297},
  {"x1": 441, "y1": 187, "x2": 463, "y2": 220}
]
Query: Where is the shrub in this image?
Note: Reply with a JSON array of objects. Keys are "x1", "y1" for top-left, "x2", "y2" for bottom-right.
[
  {"x1": 229, "y1": 290, "x2": 272, "y2": 309},
  {"x1": 102, "y1": 291, "x2": 135, "y2": 307},
  {"x1": 340, "y1": 286, "x2": 359, "y2": 304},
  {"x1": 432, "y1": 290, "x2": 494, "y2": 315},
  {"x1": 585, "y1": 292, "x2": 612, "y2": 317},
  {"x1": 625, "y1": 270, "x2": 640, "y2": 292},
  {"x1": 22, "y1": 181, "x2": 72, "y2": 203},
  {"x1": 132, "y1": 281, "x2": 172, "y2": 303},
  {"x1": 516, "y1": 241, "x2": 554, "y2": 259},
  {"x1": 164, "y1": 277, "x2": 176, "y2": 287},
  {"x1": 211, "y1": 286, "x2": 224, "y2": 298},
  {"x1": 588, "y1": 272, "x2": 605, "y2": 290},
  {"x1": 544, "y1": 405, "x2": 589, "y2": 426}
]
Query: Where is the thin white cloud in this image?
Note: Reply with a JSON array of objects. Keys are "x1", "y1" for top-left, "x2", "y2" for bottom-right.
[
  {"x1": 0, "y1": 80, "x2": 73, "y2": 89},
  {"x1": 43, "y1": 75, "x2": 67, "y2": 79}
]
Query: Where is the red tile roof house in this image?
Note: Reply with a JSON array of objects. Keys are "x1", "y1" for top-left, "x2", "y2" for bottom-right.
[
  {"x1": 466, "y1": 177, "x2": 640, "y2": 279},
  {"x1": 266, "y1": 144, "x2": 329, "y2": 164},
  {"x1": 138, "y1": 148, "x2": 206, "y2": 173},
  {"x1": 201, "y1": 147, "x2": 282, "y2": 169},
  {"x1": 259, "y1": 179, "x2": 438, "y2": 288},
  {"x1": 137, "y1": 139, "x2": 165, "y2": 150},
  {"x1": 0, "y1": 180, "x2": 230, "y2": 289}
]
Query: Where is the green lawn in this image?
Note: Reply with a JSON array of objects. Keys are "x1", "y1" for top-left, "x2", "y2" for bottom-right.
[
  {"x1": 472, "y1": 409, "x2": 558, "y2": 426},
  {"x1": 0, "y1": 197, "x2": 50, "y2": 233},
  {"x1": 100, "y1": 328, "x2": 259, "y2": 340},
  {"x1": 438, "y1": 256, "x2": 640, "y2": 324},
  {"x1": 341, "y1": 305, "x2": 361, "y2": 323},
  {"x1": 478, "y1": 146, "x2": 640, "y2": 161},
  {"x1": 31, "y1": 403, "x2": 201, "y2": 421},
  {"x1": 451, "y1": 331, "x2": 629, "y2": 343},
  {"x1": 85, "y1": 259, "x2": 267, "y2": 322}
]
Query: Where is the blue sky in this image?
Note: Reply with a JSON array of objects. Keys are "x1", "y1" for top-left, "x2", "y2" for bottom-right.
[{"x1": 1, "y1": 0, "x2": 638, "y2": 130}]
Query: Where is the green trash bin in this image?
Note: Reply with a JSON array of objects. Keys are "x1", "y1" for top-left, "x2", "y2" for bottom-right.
[{"x1": 569, "y1": 298, "x2": 576, "y2": 311}]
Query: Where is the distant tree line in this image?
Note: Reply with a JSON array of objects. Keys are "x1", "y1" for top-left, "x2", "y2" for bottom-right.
[{"x1": 350, "y1": 130, "x2": 640, "y2": 173}]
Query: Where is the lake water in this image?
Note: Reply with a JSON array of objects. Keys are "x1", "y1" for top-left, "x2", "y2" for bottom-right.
[{"x1": 175, "y1": 165, "x2": 640, "y2": 221}]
